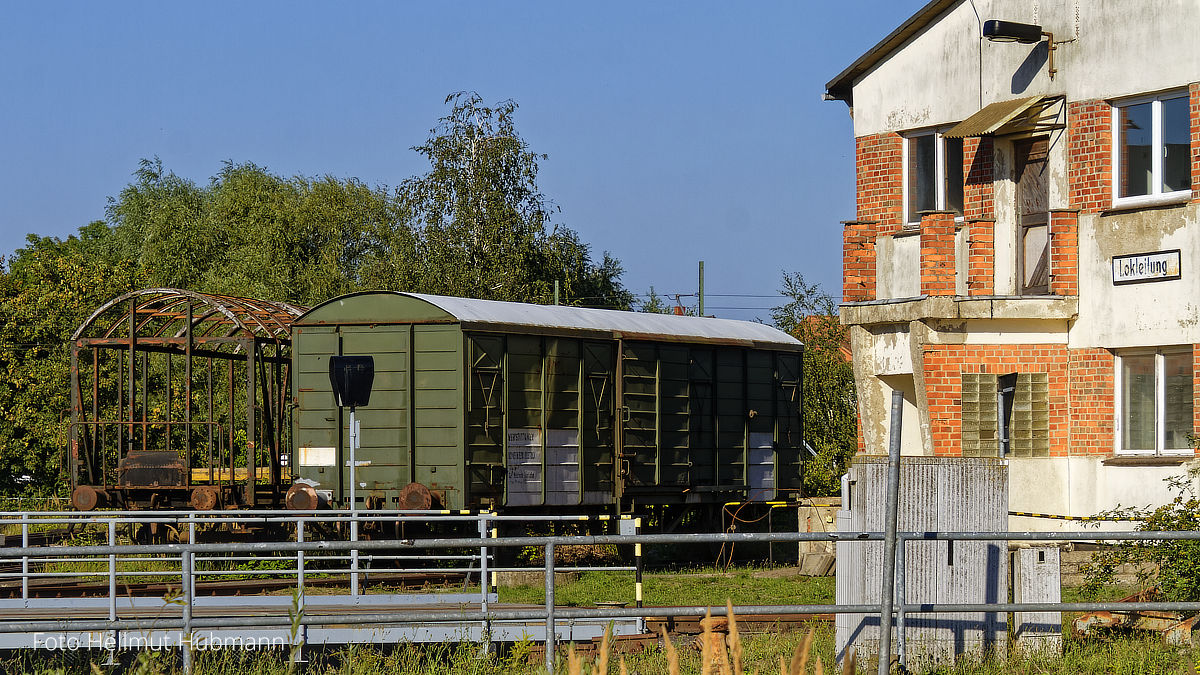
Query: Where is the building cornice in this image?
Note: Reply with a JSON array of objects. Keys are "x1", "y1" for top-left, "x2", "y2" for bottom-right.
[{"x1": 840, "y1": 295, "x2": 1078, "y2": 326}]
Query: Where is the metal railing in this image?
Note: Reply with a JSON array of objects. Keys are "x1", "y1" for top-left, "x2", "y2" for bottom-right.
[
  {"x1": 0, "y1": 509, "x2": 644, "y2": 672},
  {"x1": 3, "y1": 512, "x2": 1200, "y2": 673}
]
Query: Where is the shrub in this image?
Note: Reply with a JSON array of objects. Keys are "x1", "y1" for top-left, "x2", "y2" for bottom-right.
[{"x1": 1083, "y1": 465, "x2": 1200, "y2": 602}]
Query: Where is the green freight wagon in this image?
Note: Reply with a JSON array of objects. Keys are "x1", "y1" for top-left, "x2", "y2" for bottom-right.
[{"x1": 288, "y1": 292, "x2": 804, "y2": 514}]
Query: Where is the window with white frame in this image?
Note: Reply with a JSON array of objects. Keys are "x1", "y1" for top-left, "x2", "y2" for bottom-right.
[
  {"x1": 1113, "y1": 91, "x2": 1192, "y2": 204},
  {"x1": 1116, "y1": 348, "x2": 1193, "y2": 455},
  {"x1": 904, "y1": 131, "x2": 964, "y2": 227}
]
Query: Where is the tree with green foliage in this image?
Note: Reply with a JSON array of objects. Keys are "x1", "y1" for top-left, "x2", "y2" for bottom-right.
[
  {"x1": 0, "y1": 229, "x2": 144, "y2": 492},
  {"x1": 101, "y1": 94, "x2": 630, "y2": 310},
  {"x1": 397, "y1": 92, "x2": 631, "y2": 309},
  {"x1": 105, "y1": 158, "x2": 406, "y2": 307},
  {"x1": 770, "y1": 272, "x2": 857, "y2": 496},
  {"x1": 0, "y1": 93, "x2": 634, "y2": 495}
]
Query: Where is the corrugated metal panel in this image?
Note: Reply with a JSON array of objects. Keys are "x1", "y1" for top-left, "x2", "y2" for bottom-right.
[
  {"x1": 943, "y1": 96, "x2": 1062, "y2": 139},
  {"x1": 298, "y1": 292, "x2": 802, "y2": 350},
  {"x1": 835, "y1": 456, "x2": 1008, "y2": 670},
  {"x1": 1013, "y1": 547, "x2": 1062, "y2": 654}
]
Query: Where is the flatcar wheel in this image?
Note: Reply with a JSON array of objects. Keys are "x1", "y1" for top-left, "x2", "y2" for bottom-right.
[{"x1": 398, "y1": 482, "x2": 433, "y2": 510}]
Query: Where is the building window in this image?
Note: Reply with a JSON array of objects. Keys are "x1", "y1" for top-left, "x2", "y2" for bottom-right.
[
  {"x1": 1113, "y1": 92, "x2": 1191, "y2": 205},
  {"x1": 1014, "y1": 137, "x2": 1049, "y2": 294},
  {"x1": 904, "y1": 131, "x2": 964, "y2": 227},
  {"x1": 1116, "y1": 349, "x2": 1194, "y2": 455},
  {"x1": 961, "y1": 372, "x2": 1048, "y2": 458}
]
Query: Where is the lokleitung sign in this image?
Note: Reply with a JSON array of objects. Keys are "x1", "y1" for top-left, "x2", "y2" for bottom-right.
[{"x1": 1112, "y1": 249, "x2": 1181, "y2": 285}]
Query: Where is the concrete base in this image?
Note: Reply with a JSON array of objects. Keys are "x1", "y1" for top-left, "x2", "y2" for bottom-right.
[{"x1": 797, "y1": 554, "x2": 835, "y2": 577}]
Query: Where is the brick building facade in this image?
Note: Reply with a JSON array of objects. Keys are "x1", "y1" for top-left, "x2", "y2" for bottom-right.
[{"x1": 826, "y1": 0, "x2": 1200, "y2": 526}]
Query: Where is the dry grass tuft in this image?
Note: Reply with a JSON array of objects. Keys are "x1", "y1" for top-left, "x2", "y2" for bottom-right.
[
  {"x1": 787, "y1": 627, "x2": 816, "y2": 675},
  {"x1": 568, "y1": 600, "x2": 829, "y2": 675},
  {"x1": 727, "y1": 600, "x2": 743, "y2": 675},
  {"x1": 662, "y1": 623, "x2": 681, "y2": 674}
]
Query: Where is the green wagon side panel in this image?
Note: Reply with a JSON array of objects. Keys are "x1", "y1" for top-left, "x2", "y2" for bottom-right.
[
  {"x1": 412, "y1": 324, "x2": 465, "y2": 509},
  {"x1": 292, "y1": 327, "x2": 340, "y2": 496},
  {"x1": 339, "y1": 327, "x2": 411, "y2": 500}
]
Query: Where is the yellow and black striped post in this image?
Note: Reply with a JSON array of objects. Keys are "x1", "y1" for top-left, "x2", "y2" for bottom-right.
[
  {"x1": 633, "y1": 517, "x2": 643, "y2": 609},
  {"x1": 489, "y1": 525, "x2": 498, "y2": 595}
]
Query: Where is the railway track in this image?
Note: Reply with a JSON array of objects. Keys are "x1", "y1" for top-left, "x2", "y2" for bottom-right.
[{"x1": 0, "y1": 571, "x2": 470, "y2": 599}]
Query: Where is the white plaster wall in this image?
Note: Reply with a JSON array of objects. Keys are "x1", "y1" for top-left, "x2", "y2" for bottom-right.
[
  {"x1": 876, "y1": 233, "x2": 921, "y2": 299},
  {"x1": 1069, "y1": 203, "x2": 1200, "y2": 349},
  {"x1": 872, "y1": 328, "x2": 914, "y2": 375},
  {"x1": 1008, "y1": 456, "x2": 1198, "y2": 532},
  {"x1": 879, "y1": 374, "x2": 927, "y2": 456},
  {"x1": 849, "y1": 324, "x2": 932, "y2": 457},
  {"x1": 991, "y1": 141, "x2": 1018, "y2": 294},
  {"x1": 928, "y1": 318, "x2": 1070, "y2": 344},
  {"x1": 850, "y1": 0, "x2": 1200, "y2": 138},
  {"x1": 955, "y1": 227, "x2": 968, "y2": 295}
]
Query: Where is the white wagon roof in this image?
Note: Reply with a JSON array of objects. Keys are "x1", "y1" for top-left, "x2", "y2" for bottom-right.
[{"x1": 298, "y1": 291, "x2": 803, "y2": 350}]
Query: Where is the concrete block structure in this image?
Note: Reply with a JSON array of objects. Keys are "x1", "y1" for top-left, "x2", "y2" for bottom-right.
[{"x1": 825, "y1": 0, "x2": 1200, "y2": 527}]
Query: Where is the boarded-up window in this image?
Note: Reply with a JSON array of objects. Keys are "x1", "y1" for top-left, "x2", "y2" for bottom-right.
[
  {"x1": 961, "y1": 373, "x2": 1049, "y2": 457},
  {"x1": 1015, "y1": 138, "x2": 1049, "y2": 295}
]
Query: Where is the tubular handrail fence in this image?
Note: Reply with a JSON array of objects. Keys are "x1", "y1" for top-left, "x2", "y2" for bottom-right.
[{"x1": 2, "y1": 511, "x2": 1200, "y2": 672}]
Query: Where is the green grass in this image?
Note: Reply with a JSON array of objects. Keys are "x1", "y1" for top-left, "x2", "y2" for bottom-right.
[
  {"x1": 10, "y1": 626, "x2": 1200, "y2": 674},
  {"x1": 498, "y1": 567, "x2": 835, "y2": 607},
  {"x1": 4, "y1": 566, "x2": 1196, "y2": 674},
  {"x1": 1062, "y1": 582, "x2": 1143, "y2": 603},
  {"x1": 0, "y1": 629, "x2": 840, "y2": 675}
]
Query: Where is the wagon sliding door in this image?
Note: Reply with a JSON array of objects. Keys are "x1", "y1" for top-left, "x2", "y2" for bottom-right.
[
  {"x1": 581, "y1": 342, "x2": 615, "y2": 504},
  {"x1": 774, "y1": 352, "x2": 804, "y2": 493},
  {"x1": 620, "y1": 342, "x2": 692, "y2": 491},
  {"x1": 501, "y1": 335, "x2": 590, "y2": 507},
  {"x1": 504, "y1": 335, "x2": 543, "y2": 506},
  {"x1": 466, "y1": 335, "x2": 505, "y2": 506}
]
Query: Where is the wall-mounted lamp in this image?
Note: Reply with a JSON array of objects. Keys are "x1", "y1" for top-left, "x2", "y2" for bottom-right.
[{"x1": 983, "y1": 19, "x2": 1057, "y2": 79}]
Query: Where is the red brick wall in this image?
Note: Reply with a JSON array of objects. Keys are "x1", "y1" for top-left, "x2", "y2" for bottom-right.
[
  {"x1": 966, "y1": 219, "x2": 995, "y2": 296},
  {"x1": 1049, "y1": 209, "x2": 1079, "y2": 296},
  {"x1": 923, "y1": 344, "x2": 1074, "y2": 457},
  {"x1": 917, "y1": 346, "x2": 1192, "y2": 458},
  {"x1": 919, "y1": 211, "x2": 956, "y2": 296},
  {"x1": 1191, "y1": 83, "x2": 1200, "y2": 202},
  {"x1": 1068, "y1": 349, "x2": 1115, "y2": 457},
  {"x1": 843, "y1": 220, "x2": 878, "y2": 302},
  {"x1": 1067, "y1": 100, "x2": 1112, "y2": 212},
  {"x1": 855, "y1": 133, "x2": 904, "y2": 234},
  {"x1": 963, "y1": 136, "x2": 994, "y2": 220}
]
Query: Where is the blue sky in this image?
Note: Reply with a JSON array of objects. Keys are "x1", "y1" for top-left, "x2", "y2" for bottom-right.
[{"x1": 0, "y1": 1, "x2": 921, "y2": 319}]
